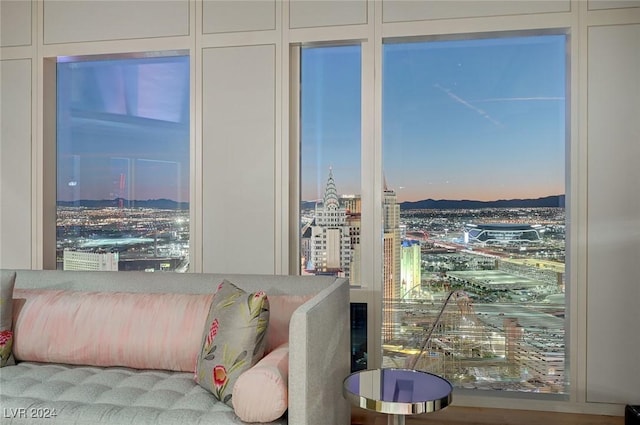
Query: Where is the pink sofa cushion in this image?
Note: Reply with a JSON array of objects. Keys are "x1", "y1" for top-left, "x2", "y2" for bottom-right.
[
  {"x1": 232, "y1": 342, "x2": 289, "y2": 422},
  {"x1": 265, "y1": 294, "x2": 313, "y2": 353},
  {"x1": 12, "y1": 288, "x2": 213, "y2": 372}
]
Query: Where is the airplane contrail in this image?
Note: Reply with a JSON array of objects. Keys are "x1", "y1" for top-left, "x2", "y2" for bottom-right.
[
  {"x1": 434, "y1": 84, "x2": 502, "y2": 126},
  {"x1": 475, "y1": 96, "x2": 564, "y2": 103}
]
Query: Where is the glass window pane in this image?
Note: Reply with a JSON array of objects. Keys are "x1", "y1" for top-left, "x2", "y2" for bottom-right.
[
  {"x1": 299, "y1": 45, "x2": 362, "y2": 285},
  {"x1": 56, "y1": 54, "x2": 190, "y2": 272},
  {"x1": 382, "y1": 35, "x2": 567, "y2": 394},
  {"x1": 351, "y1": 302, "x2": 368, "y2": 372}
]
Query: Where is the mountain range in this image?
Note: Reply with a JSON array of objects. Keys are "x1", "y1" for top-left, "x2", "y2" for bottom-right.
[
  {"x1": 58, "y1": 195, "x2": 565, "y2": 210},
  {"x1": 302, "y1": 195, "x2": 565, "y2": 210},
  {"x1": 398, "y1": 195, "x2": 565, "y2": 209},
  {"x1": 57, "y1": 198, "x2": 189, "y2": 210}
]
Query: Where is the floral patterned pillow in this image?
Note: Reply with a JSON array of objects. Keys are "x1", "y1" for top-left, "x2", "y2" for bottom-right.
[
  {"x1": 0, "y1": 271, "x2": 16, "y2": 367},
  {"x1": 195, "y1": 279, "x2": 269, "y2": 406}
]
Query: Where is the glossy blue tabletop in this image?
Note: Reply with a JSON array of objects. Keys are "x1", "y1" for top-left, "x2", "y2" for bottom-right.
[{"x1": 343, "y1": 368, "x2": 452, "y2": 415}]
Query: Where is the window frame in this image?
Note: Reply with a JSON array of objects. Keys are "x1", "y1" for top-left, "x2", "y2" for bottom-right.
[
  {"x1": 291, "y1": 41, "x2": 380, "y2": 370},
  {"x1": 290, "y1": 28, "x2": 573, "y2": 399},
  {"x1": 380, "y1": 31, "x2": 570, "y2": 397},
  {"x1": 45, "y1": 50, "x2": 191, "y2": 272}
]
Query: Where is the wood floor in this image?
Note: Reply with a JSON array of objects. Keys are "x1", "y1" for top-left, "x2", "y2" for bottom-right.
[{"x1": 351, "y1": 406, "x2": 625, "y2": 425}]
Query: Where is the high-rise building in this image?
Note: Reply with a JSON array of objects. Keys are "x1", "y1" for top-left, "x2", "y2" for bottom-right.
[
  {"x1": 300, "y1": 222, "x2": 313, "y2": 274},
  {"x1": 63, "y1": 249, "x2": 119, "y2": 271},
  {"x1": 342, "y1": 195, "x2": 361, "y2": 215},
  {"x1": 343, "y1": 195, "x2": 361, "y2": 285},
  {"x1": 308, "y1": 168, "x2": 353, "y2": 278},
  {"x1": 382, "y1": 188, "x2": 401, "y2": 342},
  {"x1": 401, "y1": 239, "x2": 421, "y2": 297}
]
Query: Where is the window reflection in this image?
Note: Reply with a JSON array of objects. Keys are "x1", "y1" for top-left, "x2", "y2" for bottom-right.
[{"x1": 56, "y1": 53, "x2": 190, "y2": 272}]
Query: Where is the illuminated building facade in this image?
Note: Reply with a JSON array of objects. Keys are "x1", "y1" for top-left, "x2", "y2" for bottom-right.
[
  {"x1": 401, "y1": 239, "x2": 421, "y2": 297},
  {"x1": 464, "y1": 223, "x2": 543, "y2": 245},
  {"x1": 343, "y1": 195, "x2": 361, "y2": 285},
  {"x1": 382, "y1": 188, "x2": 401, "y2": 342},
  {"x1": 308, "y1": 168, "x2": 353, "y2": 278},
  {"x1": 63, "y1": 249, "x2": 119, "y2": 271}
]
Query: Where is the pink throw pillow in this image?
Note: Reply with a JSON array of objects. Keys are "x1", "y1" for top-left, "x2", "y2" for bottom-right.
[
  {"x1": 232, "y1": 343, "x2": 289, "y2": 423},
  {"x1": 12, "y1": 288, "x2": 214, "y2": 372}
]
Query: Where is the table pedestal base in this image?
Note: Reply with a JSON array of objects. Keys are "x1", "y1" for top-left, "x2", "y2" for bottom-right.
[{"x1": 388, "y1": 414, "x2": 405, "y2": 425}]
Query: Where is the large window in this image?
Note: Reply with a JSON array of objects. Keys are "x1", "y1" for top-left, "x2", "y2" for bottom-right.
[
  {"x1": 56, "y1": 53, "x2": 190, "y2": 272},
  {"x1": 299, "y1": 45, "x2": 362, "y2": 285},
  {"x1": 382, "y1": 35, "x2": 567, "y2": 394},
  {"x1": 298, "y1": 45, "x2": 365, "y2": 371}
]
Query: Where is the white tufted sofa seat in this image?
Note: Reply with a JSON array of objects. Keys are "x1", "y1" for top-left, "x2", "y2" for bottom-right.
[{"x1": 1, "y1": 363, "x2": 259, "y2": 425}]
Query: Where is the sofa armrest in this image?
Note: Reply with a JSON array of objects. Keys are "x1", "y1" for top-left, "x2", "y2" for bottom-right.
[{"x1": 288, "y1": 278, "x2": 350, "y2": 425}]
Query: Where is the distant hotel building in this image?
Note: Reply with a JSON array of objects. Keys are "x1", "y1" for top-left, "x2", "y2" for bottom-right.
[
  {"x1": 382, "y1": 188, "x2": 401, "y2": 342},
  {"x1": 343, "y1": 195, "x2": 361, "y2": 285},
  {"x1": 63, "y1": 249, "x2": 119, "y2": 271},
  {"x1": 305, "y1": 168, "x2": 359, "y2": 281},
  {"x1": 401, "y1": 240, "x2": 421, "y2": 297},
  {"x1": 464, "y1": 223, "x2": 543, "y2": 245}
]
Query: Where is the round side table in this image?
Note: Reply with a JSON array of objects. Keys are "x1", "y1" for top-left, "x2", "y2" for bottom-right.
[{"x1": 343, "y1": 368, "x2": 452, "y2": 425}]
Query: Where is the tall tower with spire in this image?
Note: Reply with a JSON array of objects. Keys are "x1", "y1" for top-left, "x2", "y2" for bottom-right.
[{"x1": 308, "y1": 167, "x2": 354, "y2": 279}]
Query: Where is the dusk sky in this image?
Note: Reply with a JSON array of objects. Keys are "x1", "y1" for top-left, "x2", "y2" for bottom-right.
[
  {"x1": 301, "y1": 34, "x2": 566, "y2": 203},
  {"x1": 56, "y1": 35, "x2": 566, "y2": 205}
]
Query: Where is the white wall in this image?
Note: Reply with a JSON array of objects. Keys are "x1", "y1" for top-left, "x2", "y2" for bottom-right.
[
  {"x1": 201, "y1": 44, "x2": 276, "y2": 274},
  {"x1": 382, "y1": 0, "x2": 569, "y2": 22},
  {"x1": 203, "y1": 0, "x2": 276, "y2": 33},
  {"x1": 586, "y1": 23, "x2": 640, "y2": 405},
  {"x1": 43, "y1": 0, "x2": 189, "y2": 44},
  {"x1": 0, "y1": 0, "x2": 639, "y2": 415},
  {"x1": 0, "y1": 0, "x2": 32, "y2": 47},
  {"x1": 289, "y1": 0, "x2": 367, "y2": 28},
  {"x1": 0, "y1": 59, "x2": 32, "y2": 269}
]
